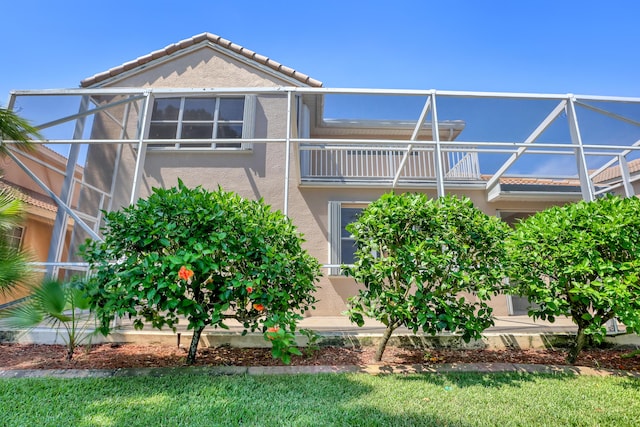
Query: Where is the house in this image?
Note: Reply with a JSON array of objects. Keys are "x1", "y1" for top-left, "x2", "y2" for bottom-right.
[
  {"x1": 5, "y1": 33, "x2": 640, "y2": 316},
  {"x1": 0, "y1": 146, "x2": 82, "y2": 306}
]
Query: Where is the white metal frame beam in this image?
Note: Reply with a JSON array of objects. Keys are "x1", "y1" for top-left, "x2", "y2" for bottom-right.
[
  {"x1": 392, "y1": 95, "x2": 431, "y2": 188},
  {"x1": 4, "y1": 149, "x2": 101, "y2": 241},
  {"x1": 567, "y1": 96, "x2": 595, "y2": 201},
  {"x1": 431, "y1": 92, "x2": 445, "y2": 197},
  {"x1": 45, "y1": 95, "x2": 90, "y2": 277},
  {"x1": 283, "y1": 91, "x2": 294, "y2": 215},
  {"x1": 35, "y1": 94, "x2": 146, "y2": 131},
  {"x1": 485, "y1": 100, "x2": 567, "y2": 190},
  {"x1": 5, "y1": 87, "x2": 640, "y2": 277},
  {"x1": 618, "y1": 155, "x2": 634, "y2": 197},
  {"x1": 129, "y1": 91, "x2": 152, "y2": 205}
]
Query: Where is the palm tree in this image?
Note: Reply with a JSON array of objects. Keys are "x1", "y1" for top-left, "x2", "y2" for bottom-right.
[
  {"x1": 0, "y1": 107, "x2": 40, "y2": 154},
  {"x1": 0, "y1": 188, "x2": 31, "y2": 296},
  {"x1": 0, "y1": 107, "x2": 41, "y2": 296},
  {"x1": 2, "y1": 278, "x2": 93, "y2": 360}
]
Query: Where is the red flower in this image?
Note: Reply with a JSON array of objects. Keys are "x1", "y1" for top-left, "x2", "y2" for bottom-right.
[
  {"x1": 267, "y1": 326, "x2": 280, "y2": 340},
  {"x1": 246, "y1": 286, "x2": 253, "y2": 294},
  {"x1": 178, "y1": 266, "x2": 194, "y2": 281},
  {"x1": 253, "y1": 303, "x2": 265, "y2": 312}
]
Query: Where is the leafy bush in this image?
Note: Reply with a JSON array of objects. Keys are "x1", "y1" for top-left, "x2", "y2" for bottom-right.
[
  {"x1": 507, "y1": 195, "x2": 640, "y2": 363},
  {"x1": 345, "y1": 193, "x2": 509, "y2": 361},
  {"x1": 80, "y1": 181, "x2": 321, "y2": 364}
]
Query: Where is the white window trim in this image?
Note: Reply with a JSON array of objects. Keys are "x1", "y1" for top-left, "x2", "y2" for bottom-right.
[
  {"x1": 146, "y1": 95, "x2": 256, "y2": 151},
  {"x1": 328, "y1": 201, "x2": 369, "y2": 276},
  {"x1": 497, "y1": 210, "x2": 536, "y2": 316}
]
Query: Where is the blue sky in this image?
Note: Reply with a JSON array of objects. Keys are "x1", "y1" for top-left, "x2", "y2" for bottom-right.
[
  {"x1": 2, "y1": 0, "x2": 640, "y2": 100},
  {"x1": 2, "y1": 0, "x2": 640, "y2": 176}
]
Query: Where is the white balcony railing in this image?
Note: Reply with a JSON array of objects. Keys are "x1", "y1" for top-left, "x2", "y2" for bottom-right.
[{"x1": 300, "y1": 145, "x2": 481, "y2": 183}]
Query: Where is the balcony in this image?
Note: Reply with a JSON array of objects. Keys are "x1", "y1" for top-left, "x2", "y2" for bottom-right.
[{"x1": 299, "y1": 144, "x2": 481, "y2": 185}]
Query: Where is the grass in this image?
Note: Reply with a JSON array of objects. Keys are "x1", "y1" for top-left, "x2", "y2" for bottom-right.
[{"x1": 1, "y1": 372, "x2": 639, "y2": 426}]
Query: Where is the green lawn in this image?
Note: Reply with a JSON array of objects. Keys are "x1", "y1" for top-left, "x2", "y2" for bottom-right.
[{"x1": 1, "y1": 372, "x2": 639, "y2": 426}]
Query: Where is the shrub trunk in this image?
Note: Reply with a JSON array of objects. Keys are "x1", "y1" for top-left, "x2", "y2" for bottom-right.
[
  {"x1": 567, "y1": 327, "x2": 587, "y2": 364},
  {"x1": 187, "y1": 326, "x2": 206, "y2": 364},
  {"x1": 375, "y1": 324, "x2": 397, "y2": 362}
]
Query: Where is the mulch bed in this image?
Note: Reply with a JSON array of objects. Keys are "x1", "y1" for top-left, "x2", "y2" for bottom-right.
[{"x1": 1, "y1": 343, "x2": 639, "y2": 371}]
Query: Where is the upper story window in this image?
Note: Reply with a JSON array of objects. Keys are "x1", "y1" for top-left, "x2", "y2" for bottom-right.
[{"x1": 147, "y1": 96, "x2": 254, "y2": 150}]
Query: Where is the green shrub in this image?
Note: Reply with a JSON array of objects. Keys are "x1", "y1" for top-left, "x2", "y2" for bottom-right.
[
  {"x1": 507, "y1": 195, "x2": 640, "y2": 363},
  {"x1": 345, "y1": 193, "x2": 509, "y2": 361},
  {"x1": 80, "y1": 181, "x2": 321, "y2": 364}
]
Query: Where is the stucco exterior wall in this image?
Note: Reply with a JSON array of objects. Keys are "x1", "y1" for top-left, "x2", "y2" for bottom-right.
[
  {"x1": 107, "y1": 45, "x2": 299, "y2": 89},
  {"x1": 288, "y1": 185, "x2": 570, "y2": 315},
  {"x1": 83, "y1": 46, "x2": 297, "y2": 210},
  {"x1": 79, "y1": 42, "x2": 585, "y2": 316}
]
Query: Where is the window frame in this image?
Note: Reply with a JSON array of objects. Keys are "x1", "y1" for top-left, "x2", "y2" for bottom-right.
[
  {"x1": 146, "y1": 95, "x2": 256, "y2": 151},
  {"x1": 497, "y1": 210, "x2": 537, "y2": 316},
  {"x1": 6, "y1": 225, "x2": 25, "y2": 250},
  {"x1": 328, "y1": 201, "x2": 368, "y2": 276}
]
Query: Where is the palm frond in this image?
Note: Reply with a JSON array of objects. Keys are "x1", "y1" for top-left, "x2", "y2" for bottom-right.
[
  {"x1": 0, "y1": 108, "x2": 41, "y2": 155},
  {"x1": 0, "y1": 301, "x2": 43, "y2": 328},
  {"x1": 0, "y1": 188, "x2": 24, "y2": 230},
  {"x1": 34, "y1": 279, "x2": 67, "y2": 315},
  {"x1": 0, "y1": 238, "x2": 32, "y2": 296}
]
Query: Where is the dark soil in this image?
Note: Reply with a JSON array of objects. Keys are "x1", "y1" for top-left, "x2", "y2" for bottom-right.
[{"x1": 1, "y1": 343, "x2": 639, "y2": 371}]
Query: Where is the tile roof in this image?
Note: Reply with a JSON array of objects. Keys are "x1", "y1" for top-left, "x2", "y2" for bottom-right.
[
  {"x1": 482, "y1": 175, "x2": 580, "y2": 186},
  {"x1": 592, "y1": 158, "x2": 640, "y2": 183},
  {"x1": 0, "y1": 180, "x2": 57, "y2": 213},
  {"x1": 81, "y1": 32, "x2": 323, "y2": 88}
]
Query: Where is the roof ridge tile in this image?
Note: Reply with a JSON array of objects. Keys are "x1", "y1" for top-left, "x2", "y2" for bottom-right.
[{"x1": 80, "y1": 32, "x2": 322, "y2": 88}]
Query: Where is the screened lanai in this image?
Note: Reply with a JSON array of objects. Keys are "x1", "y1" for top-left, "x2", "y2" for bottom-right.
[{"x1": 3, "y1": 87, "x2": 640, "y2": 278}]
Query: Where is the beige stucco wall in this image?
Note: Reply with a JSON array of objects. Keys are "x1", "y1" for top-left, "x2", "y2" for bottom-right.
[
  {"x1": 80, "y1": 43, "x2": 582, "y2": 316},
  {"x1": 82, "y1": 46, "x2": 297, "y2": 211},
  {"x1": 288, "y1": 185, "x2": 570, "y2": 315},
  {"x1": 108, "y1": 45, "x2": 300, "y2": 89}
]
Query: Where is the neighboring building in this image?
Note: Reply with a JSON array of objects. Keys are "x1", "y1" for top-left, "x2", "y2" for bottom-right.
[
  {"x1": 6, "y1": 33, "x2": 640, "y2": 316},
  {"x1": 592, "y1": 158, "x2": 640, "y2": 195},
  {"x1": 0, "y1": 146, "x2": 81, "y2": 305}
]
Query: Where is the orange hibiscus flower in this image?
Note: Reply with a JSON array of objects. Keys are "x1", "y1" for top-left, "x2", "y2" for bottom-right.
[{"x1": 178, "y1": 266, "x2": 194, "y2": 281}]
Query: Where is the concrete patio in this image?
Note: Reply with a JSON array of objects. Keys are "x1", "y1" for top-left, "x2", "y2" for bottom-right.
[{"x1": 3, "y1": 315, "x2": 638, "y2": 350}]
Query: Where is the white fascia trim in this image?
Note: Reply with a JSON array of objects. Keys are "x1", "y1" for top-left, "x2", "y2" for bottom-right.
[{"x1": 321, "y1": 118, "x2": 465, "y2": 129}]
